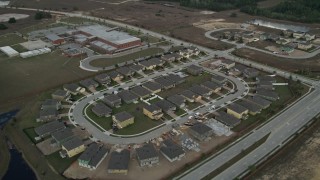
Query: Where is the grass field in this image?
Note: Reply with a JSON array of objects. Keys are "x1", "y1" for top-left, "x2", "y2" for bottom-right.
[
  {"x1": 23, "y1": 128, "x2": 38, "y2": 144},
  {"x1": 0, "y1": 34, "x2": 25, "y2": 47},
  {"x1": 0, "y1": 50, "x2": 94, "y2": 103},
  {"x1": 89, "y1": 48, "x2": 164, "y2": 67},
  {"x1": 46, "y1": 151, "x2": 79, "y2": 174},
  {"x1": 11, "y1": 44, "x2": 28, "y2": 53},
  {"x1": 19, "y1": 20, "x2": 61, "y2": 35},
  {"x1": 112, "y1": 102, "x2": 163, "y2": 135}
]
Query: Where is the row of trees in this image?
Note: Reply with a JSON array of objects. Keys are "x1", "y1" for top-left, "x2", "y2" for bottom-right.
[
  {"x1": 240, "y1": 0, "x2": 320, "y2": 23},
  {"x1": 145, "y1": 0, "x2": 262, "y2": 11}
]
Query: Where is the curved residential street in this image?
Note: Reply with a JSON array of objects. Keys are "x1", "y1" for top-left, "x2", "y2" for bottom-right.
[
  {"x1": 70, "y1": 53, "x2": 248, "y2": 144},
  {"x1": 4, "y1": 7, "x2": 320, "y2": 180}
]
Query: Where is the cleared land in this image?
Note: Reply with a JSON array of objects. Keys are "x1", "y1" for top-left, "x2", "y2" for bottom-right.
[
  {"x1": 0, "y1": 34, "x2": 25, "y2": 47},
  {"x1": 0, "y1": 50, "x2": 94, "y2": 104},
  {"x1": 89, "y1": 47, "x2": 164, "y2": 67}
]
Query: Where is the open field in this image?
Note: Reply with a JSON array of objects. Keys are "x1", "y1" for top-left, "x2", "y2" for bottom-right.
[
  {"x1": 0, "y1": 34, "x2": 25, "y2": 47},
  {"x1": 0, "y1": 50, "x2": 94, "y2": 104},
  {"x1": 232, "y1": 48, "x2": 320, "y2": 73},
  {"x1": 89, "y1": 47, "x2": 164, "y2": 67}
]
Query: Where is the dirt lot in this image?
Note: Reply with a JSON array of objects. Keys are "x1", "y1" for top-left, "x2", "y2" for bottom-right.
[
  {"x1": 64, "y1": 134, "x2": 234, "y2": 180},
  {"x1": 232, "y1": 48, "x2": 320, "y2": 73},
  {"x1": 250, "y1": 120, "x2": 320, "y2": 180}
]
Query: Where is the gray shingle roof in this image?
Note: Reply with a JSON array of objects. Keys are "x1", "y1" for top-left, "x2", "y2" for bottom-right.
[
  {"x1": 238, "y1": 101, "x2": 262, "y2": 113},
  {"x1": 62, "y1": 137, "x2": 84, "y2": 151},
  {"x1": 246, "y1": 96, "x2": 272, "y2": 108},
  {"x1": 189, "y1": 85, "x2": 211, "y2": 96},
  {"x1": 51, "y1": 128, "x2": 74, "y2": 142},
  {"x1": 108, "y1": 149, "x2": 130, "y2": 171},
  {"x1": 228, "y1": 103, "x2": 248, "y2": 114},
  {"x1": 103, "y1": 94, "x2": 121, "y2": 103},
  {"x1": 130, "y1": 86, "x2": 152, "y2": 98},
  {"x1": 80, "y1": 78, "x2": 99, "y2": 89},
  {"x1": 42, "y1": 99, "x2": 60, "y2": 106},
  {"x1": 78, "y1": 143, "x2": 109, "y2": 168},
  {"x1": 116, "y1": 66, "x2": 133, "y2": 76},
  {"x1": 165, "y1": 74, "x2": 185, "y2": 84},
  {"x1": 201, "y1": 81, "x2": 221, "y2": 90},
  {"x1": 144, "y1": 104, "x2": 161, "y2": 113},
  {"x1": 94, "y1": 73, "x2": 110, "y2": 84},
  {"x1": 160, "y1": 139, "x2": 184, "y2": 160},
  {"x1": 189, "y1": 122, "x2": 213, "y2": 135},
  {"x1": 136, "y1": 143, "x2": 158, "y2": 161},
  {"x1": 92, "y1": 102, "x2": 112, "y2": 116},
  {"x1": 39, "y1": 108, "x2": 58, "y2": 117},
  {"x1": 154, "y1": 100, "x2": 176, "y2": 112},
  {"x1": 142, "y1": 81, "x2": 162, "y2": 92},
  {"x1": 167, "y1": 95, "x2": 185, "y2": 107},
  {"x1": 154, "y1": 77, "x2": 175, "y2": 88},
  {"x1": 117, "y1": 90, "x2": 139, "y2": 103},
  {"x1": 52, "y1": 89, "x2": 68, "y2": 97},
  {"x1": 113, "y1": 112, "x2": 134, "y2": 122},
  {"x1": 180, "y1": 90, "x2": 200, "y2": 100},
  {"x1": 63, "y1": 83, "x2": 80, "y2": 92},
  {"x1": 34, "y1": 121, "x2": 65, "y2": 136},
  {"x1": 215, "y1": 111, "x2": 241, "y2": 127},
  {"x1": 129, "y1": 64, "x2": 144, "y2": 72}
]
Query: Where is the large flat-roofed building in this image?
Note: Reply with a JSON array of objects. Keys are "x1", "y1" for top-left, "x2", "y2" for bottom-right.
[{"x1": 72, "y1": 25, "x2": 141, "y2": 54}]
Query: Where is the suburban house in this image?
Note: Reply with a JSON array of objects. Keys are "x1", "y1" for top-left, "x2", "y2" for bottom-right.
[
  {"x1": 136, "y1": 143, "x2": 159, "y2": 167},
  {"x1": 215, "y1": 111, "x2": 241, "y2": 128},
  {"x1": 52, "y1": 89, "x2": 70, "y2": 101},
  {"x1": 188, "y1": 46, "x2": 200, "y2": 55},
  {"x1": 304, "y1": 33, "x2": 315, "y2": 41},
  {"x1": 154, "y1": 77, "x2": 175, "y2": 90},
  {"x1": 293, "y1": 31, "x2": 305, "y2": 39},
  {"x1": 107, "y1": 149, "x2": 130, "y2": 174},
  {"x1": 276, "y1": 38, "x2": 290, "y2": 45},
  {"x1": 180, "y1": 90, "x2": 202, "y2": 103},
  {"x1": 154, "y1": 100, "x2": 176, "y2": 113},
  {"x1": 94, "y1": 73, "x2": 111, "y2": 85},
  {"x1": 227, "y1": 103, "x2": 249, "y2": 119},
  {"x1": 161, "y1": 53, "x2": 182, "y2": 62},
  {"x1": 186, "y1": 65, "x2": 203, "y2": 76},
  {"x1": 130, "y1": 86, "x2": 152, "y2": 99},
  {"x1": 201, "y1": 81, "x2": 222, "y2": 93},
  {"x1": 78, "y1": 143, "x2": 109, "y2": 170},
  {"x1": 129, "y1": 64, "x2": 145, "y2": 73},
  {"x1": 257, "y1": 80, "x2": 274, "y2": 90},
  {"x1": 282, "y1": 29, "x2": 294, "y2": 37},
  {"x1": 112, "y1": 112, "x2": 135, "y2": 129},
  {"x1": 142, "y1": 81, "x2": 162, "y2": 93},
  {"x1": 139, "y1": 60, "x2": 157, "y2": 70},
  {"x1": 256, "y1": 88, "x2": 279, "y2": 101},
  {"x1": 189, "y1": 85, "x2": 212, "y2": 98},
  {"x1": 51, "y1": 128, "x2": 74, "y2": 145},
  {"x1": 245, "y1": 96, "x2": 272, "y2": 109},
  {"x1": 243, "y1": 68, "x2": 260, "y2": 78},
  {"x1": 211, "y1": 75, "x2": 227, "y2": 84},
  {"x1": 165, "y1": 74, "x2": 185, "y2": 85},
  {"x1": 297, "y1": 42, "x2": 313, "y2": 50},
  {"x1": 160, "y1": 139, "x2": 185, "y2": 162},
  {"x1": 92, "y1": 102, "x2": 112, "y2": 117},
  {"x1": 103, "y1": 94, "x2": 122, "y2": 108},
  {"x1": 188, "y1": 122, "x2": 214, "y2": 141},
  {"x1": 41, "y1": 99, "x2": 61, "y2": 110},
  {"x1": 39, "y1": 108, "x2": 59, "y2": 122},
  {"x1": 107, "y1": 71, "x2": 124, "y2": 82},
  {"x1": 167, "y1": 95, "x2": 186, "y2": 108},
  {"x1": 79, "y1": 78, "x2": 99, "y2": 91},
  {"x1": 34, "y1": 120, "x2": 65, "y2": 138},
  {"x1": 61, "y1": 137, "x2": 85, "y2": 158},
  {"x1": 117, "y1": 66, "x2": 135, "y2": 77},
  {"x1": 117, "y1": 90, "x2": 139, "y2": 104},
  {"x1": 63, "y1": 83, "x2": 84, "y2": 95},
  {"x1": 238, "y1": 101, "x2": 262, "y2": 115},
  {"x1": 143, "y1": 104, "x2": 163, "y2": 120}
]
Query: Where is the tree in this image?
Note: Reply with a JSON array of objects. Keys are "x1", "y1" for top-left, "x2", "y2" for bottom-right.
[
  {"x1": 8, "y1": 17, "x2": 16, "y2": 23},
  {"x1": 0, "y1": 24, "x2": 8, "y2": 30}
]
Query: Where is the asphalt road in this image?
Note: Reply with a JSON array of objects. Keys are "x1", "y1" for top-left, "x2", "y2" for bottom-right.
[{"x1": 70, "y1": 53, "x2": 248, "y2": 144}]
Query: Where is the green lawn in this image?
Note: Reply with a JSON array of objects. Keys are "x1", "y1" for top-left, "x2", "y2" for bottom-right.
[
  {"x1": 11, "y1": 44, "x2": 28, "y2": 53},
  {"x1": 175, "y1": 108, "x2": 186, "y2": 116},
  {"x1": 158, "y1": 72, "x2": 212, "y2": 98},
  {"x1": 86, "y1": 104, "x2": 113, "y2": 131},
  {"x1": 113, "y1": 102, "x2": 163, "y2": 135},
  {"x1": 186, "y1": 102, "x2": 202, "y2": 110},
  {"x1": 46, "y1": 151, "x2": 80, "y2": 174},
  {"x1": 89, "y1": 48, "x2": 164, "y2": 67},
  {"x1": 23, "y1": 127, "x2": 39, "y2": 144},
  {"x1": 19, "y1": 21, "x2": 61, "y2": 35},
  {"x1": 0, "y1": 34, "x2": 25, "y2": 47},
  {"x1": 140, "y1": 35, "x2": 161, "y2": 44}
]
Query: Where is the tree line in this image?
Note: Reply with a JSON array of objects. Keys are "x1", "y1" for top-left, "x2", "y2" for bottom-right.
[{"x1": 240, "y1": 0, "x2": 320, "y2": 23}]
